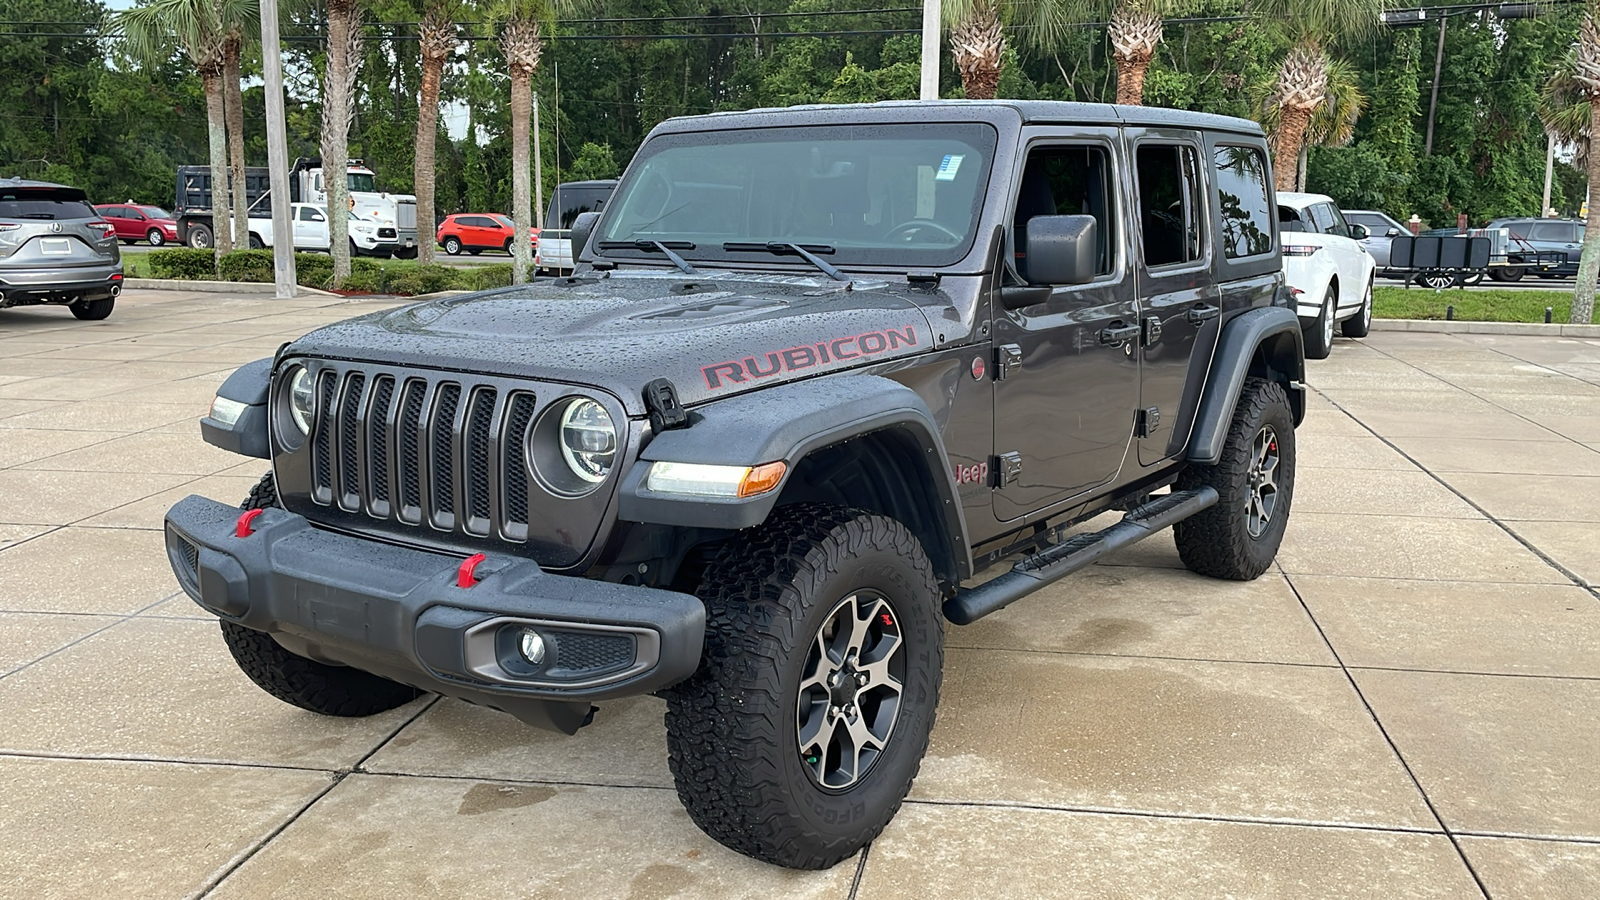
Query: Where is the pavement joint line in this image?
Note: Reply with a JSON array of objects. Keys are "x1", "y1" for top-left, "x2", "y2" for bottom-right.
[
  {"x1": 1449, "y1": 829, "x2": 1600, "y2": 846},
  {"x1": 1278, "y1": 565, "x2": 1492, "y2": 899},
  {"x1": 0, "y1": 590, "x2": 181, "y2": 682},
  {"x1": 1344, "y1": 664, "x2": 1600, "y2": 683},
  {"x1": 941, "y1": 642, "x2": 1342, "y2": 671},
  {"x1": 900, "y1": 797, "x2": 1450, "y2": 838},
  {"x1": 846, "y1": 842, "x2": 871, "y2": 900},
  {"x1": 351, "y1": 768, "x2": 679, "y2": 793},
  {"x1": 0, "y1": 523, "x2": 64, "y2": 554},
  {"x1": 0, "y1": 749, "x2": 338, "y2": 776},
  {"x1": 1311, "y1": 386, "x2": 1600, "y2": 603},
  {"x1": 194, "y1": 694, "x2": 442, "y2": 900}
]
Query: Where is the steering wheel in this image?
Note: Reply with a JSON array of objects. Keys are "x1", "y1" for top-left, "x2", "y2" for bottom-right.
[{"x1": 883, "y1": 219, "x2": 962, "y2": 243}]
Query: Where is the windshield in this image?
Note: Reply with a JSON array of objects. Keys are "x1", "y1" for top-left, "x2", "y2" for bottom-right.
[
  {"x1": 493, "y1": 214, "x2": 514, "y2": 228},
  {"x1": 348, "y1": 172, "x2": 377, "y2": 193},
  {"x1": 138, "y1": 206, "x2": 172, "y2": 220},
  {"x1": 598, "y1": 123, "x2": 997, "y2": 268}
]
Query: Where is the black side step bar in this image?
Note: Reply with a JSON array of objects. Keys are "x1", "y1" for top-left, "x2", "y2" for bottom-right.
[{"x1": 943, "y1": 486, "x2": 1220, "y2": 625}]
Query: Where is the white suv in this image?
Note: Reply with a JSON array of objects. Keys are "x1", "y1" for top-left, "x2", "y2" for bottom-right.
[{"x1": 1277, "y1": 192, "x2": 1376, "y2": 359}]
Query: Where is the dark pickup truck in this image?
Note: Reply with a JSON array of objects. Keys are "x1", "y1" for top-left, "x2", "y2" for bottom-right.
[{"x1": 164, "y1": 100, "x2": 1305, "y2": 870}]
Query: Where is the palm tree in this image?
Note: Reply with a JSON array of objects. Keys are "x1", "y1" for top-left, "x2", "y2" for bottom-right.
[
  {"x1": 1253, "y1": 0, "x2": 1382, "y2": 192},
  {"x1": 322, "y1": 0, "x2": 363, "y2": 282},
  {"x1": 1254, "y1": 57, "x2": 1367, "y2": 190},
  {"x1": 1106, "y1": 2, "x2": 1168, "y2": 105},
  {"x1": 947, "y1": 0, "x2": 1006, "y2": 99},
  {"x1": 1544, "y1": 23, "x2": 1600, "y2": 325},
  {"x1": 116, "y1": 0, "x2": 254, "y2": 262},
  {"x1": 414, "y1": 1, "x2": 459, "y2": 265},
  {"x1": 223, "y1": 23, "x2": 253, "y2": 252},
  {"x1": 498, "y1": 10, "x2": 542, "y2": 284}
]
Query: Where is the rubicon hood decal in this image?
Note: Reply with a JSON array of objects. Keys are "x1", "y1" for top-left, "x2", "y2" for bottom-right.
[{"x1": 286, "y1": 272, "x2": 943, "y2": 415}]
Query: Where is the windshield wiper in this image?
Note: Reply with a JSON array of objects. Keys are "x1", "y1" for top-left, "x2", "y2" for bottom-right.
[
  {"x1": 596, "y1": 239, "x2": 699, "y2": 275},
  {"x1": 723, "y1": 241, "x2": 849, "y2": 282}
]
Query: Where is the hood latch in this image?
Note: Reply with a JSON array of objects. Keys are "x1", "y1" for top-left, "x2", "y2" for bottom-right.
[{"x1": 644, "y1": 377, "x2": 689, "y2": 432}]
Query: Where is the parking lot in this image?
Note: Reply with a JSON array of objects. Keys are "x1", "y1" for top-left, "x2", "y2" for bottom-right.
[{"x1": 2, "y1": 289, "x2": 1599, "y2": 899}]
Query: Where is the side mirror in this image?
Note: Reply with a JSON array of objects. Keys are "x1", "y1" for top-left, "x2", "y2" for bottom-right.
[
  {"x1": 569, "y1": 211, "x2": 600, "y2": 265},
  {"x1": 1386, "y1": 227, "x2": 1401, "y2": 237},
  {"x1": 1349, "y1": 223, "x2": 1370, "y2": 241},
  {"x1": 1022, "y1": 214, "x2": 1098, "y2": 286}
]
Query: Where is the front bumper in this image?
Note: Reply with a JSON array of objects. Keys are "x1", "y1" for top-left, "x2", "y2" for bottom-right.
[{"x1": 163, "y1": 495, "x2": 705, "y2": 733}]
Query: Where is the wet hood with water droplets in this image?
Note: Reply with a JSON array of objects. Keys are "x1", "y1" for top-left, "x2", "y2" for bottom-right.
[{"x1": 288, "y1": 271, "x2": 944, "y2": 415}]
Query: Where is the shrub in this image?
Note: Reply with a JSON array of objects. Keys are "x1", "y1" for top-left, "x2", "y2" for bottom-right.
[
  {"x1": 217, "y1": 249, "x2": 274, "y2": 283},
  {"x1": 337, "y1": 269, "x2": 384, "y2": 294},
  {"x1": 295, "y1": 253, "x2": 333, "y2": 289},
  {"x1": 386, "y1": 263, "x2": 460, "y2": 296},
  {"x1": 470, "y1": 264, "x2": 514, "y2": 291},
  {"x1": 148, "y1": 248, "x2": 216, "y2": 280}
]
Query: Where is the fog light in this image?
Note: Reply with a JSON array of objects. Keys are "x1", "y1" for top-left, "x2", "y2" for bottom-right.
[{"x1": 519, "y1": 629, "x2": 546, "y2": 665}]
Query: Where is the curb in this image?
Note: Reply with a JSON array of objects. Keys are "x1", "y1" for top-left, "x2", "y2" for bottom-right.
[
  {"x1": 1372, "y1": 318, "x2": 1600, "y2": 338},
  {"x1": 124, "y1": 279, "x2": 345, "y2": 299}
]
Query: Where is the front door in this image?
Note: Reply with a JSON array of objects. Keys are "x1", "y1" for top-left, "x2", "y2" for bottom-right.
[
  {"x1": 992, "y1": 133, "x2": 1140, "y2": 522},
  {"x1": 1127, "y1": 132, "x2": 1222, "y2": 466}
]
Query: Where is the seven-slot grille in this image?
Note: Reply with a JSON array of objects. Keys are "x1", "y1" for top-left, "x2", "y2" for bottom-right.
[{"x1": 308, "y1": 367, "x2": 539, "y2": 543}]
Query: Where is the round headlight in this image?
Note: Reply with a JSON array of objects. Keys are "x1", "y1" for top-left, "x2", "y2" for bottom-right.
[
  {"x1": 527, "y1": 396, "x2": 618, "y2": 496},
  {"x1": 560, "y1": 399, "x2": 616, "y2": 483},
  {"x1": 287, "y1": 366, "x2": 315, "y2": 435}
]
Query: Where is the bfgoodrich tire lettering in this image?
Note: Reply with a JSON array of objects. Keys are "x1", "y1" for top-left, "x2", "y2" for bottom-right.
[
  {"x1": 1173, "y1": 377, "x2": 1296, "y2": 580},
  {"x1": 218, "y1": 473, "x2": 423, "y2": 717},
  {"x1": 664, "y1": 504, "x2": 943, "y2": 870}
]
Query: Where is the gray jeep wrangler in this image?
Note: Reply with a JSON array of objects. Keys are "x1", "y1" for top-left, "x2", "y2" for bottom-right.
[{"x1": 165, "y1": 101, "x2": 1304, "y2": 870}]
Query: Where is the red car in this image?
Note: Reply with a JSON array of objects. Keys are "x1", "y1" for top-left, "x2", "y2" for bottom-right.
[
  {"x1": 436, "y1": 213, "x2": 538, "y2": 256},
  {"x1": 94, "y1": 203, "x2": 180, "y2": 246}
]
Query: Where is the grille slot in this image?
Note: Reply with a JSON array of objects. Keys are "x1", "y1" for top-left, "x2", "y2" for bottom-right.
[
  {"x1": 337, "y1": 373, "x2": 366, "y2": 511},
  {"x1": 430, "y1": 383, "x2": 461, "y2": 529},
  {"x1": 302, "y1": 365, "x2": 569, "y2": 548}
]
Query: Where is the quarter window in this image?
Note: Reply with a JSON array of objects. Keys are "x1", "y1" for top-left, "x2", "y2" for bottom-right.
[
  {"x1": 1212, "y1": 145, "x2": 1274, "y2": 259},
  {"x1": 1011, "y1": 144, "x2": 1117, "y2": 283},
  {"x1": 1135, "y1": 144, "x2": 1204, "y2": 267}
]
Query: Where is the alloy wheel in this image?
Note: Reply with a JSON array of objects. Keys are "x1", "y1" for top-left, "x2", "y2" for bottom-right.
[
  {"x1": 796, "y1": 591, "x2": 905, "y2": 791},
  {"x1": 1246, "y1": 425, "x2": 1280, "y2": 539}
]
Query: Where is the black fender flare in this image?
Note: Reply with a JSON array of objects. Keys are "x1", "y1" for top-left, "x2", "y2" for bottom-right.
[
  {"x1": 200, "y1": 357, "x2": 272, "y2": 459},
  {"x1": 1187, "y1": 307, "x2": 1306, "y2": 466},
  {"x1": 617, "y1": 374, "x2": 972, "y2": 582}
]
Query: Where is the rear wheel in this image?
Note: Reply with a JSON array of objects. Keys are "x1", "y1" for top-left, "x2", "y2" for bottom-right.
[
  {"x1": 1174, "y1": 378, "x2": 1296, "y2": 581},
  {"x1": 665, "y1": 505, "x2": 943, "y2": 870},
  {"x1": 219, "y1": 473, "x2": 424, "y2": 717},
  {"x1": 69, "y1": 297, "x2": 114, "y2": 320},
  {"x1": 146, "y1": 229, "x2": 165, "y2": 247},
  {"x1": 247, "y1": 233, "x2": 264, "y2": 250},
  {"x1": 1418, "y1": 271, "x2": 1455, "y2": 290},
  {"x1": 187, "y1": 224, "x2": 213, "y2": 250},
  {"x1": 1492, "y1": 266, "x2": 1526, "y2": 282},
  {"x1": 443, "y1": 236, "x2": 462, "y2": 255},
  {"x1": 1341, "y1": 277, "x2": 1372, "y2": 338},
  {"x1": 1303, "y1": 285, "x2": 1334, "y2": 360}
]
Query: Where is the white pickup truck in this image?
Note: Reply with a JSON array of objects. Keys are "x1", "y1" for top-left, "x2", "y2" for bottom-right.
[{"x1": 246, "y1": 203, "x2": 400, "y2": 257}]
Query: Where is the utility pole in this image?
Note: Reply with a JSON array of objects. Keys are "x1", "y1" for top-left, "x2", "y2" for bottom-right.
[
  {"x1": 534, "y1": 94, "x2": 543, "y2": 230},
  {"x1": 920, "y1": 0, "x2": 939, "y2": 101},
  {"x1": 1542, "y1": 131, "x2": 1555, "y2": 215},
  {"x1": 1423, "y1": 15, "x2": 1446, "y2": 157},
  {"x1": 260, "y1": 0, "x2": 296, "y2": 297}
]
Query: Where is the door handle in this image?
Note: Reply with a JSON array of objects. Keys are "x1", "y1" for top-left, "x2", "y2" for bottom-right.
[
  {"x1": 1186, "y1": 303, "x2": 1220, "y2": 325},
  {"x1": 1100, "y1": 323, "x2": 1140, "y2": 345}
]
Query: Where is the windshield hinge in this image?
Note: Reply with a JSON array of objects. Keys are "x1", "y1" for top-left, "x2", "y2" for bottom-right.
[{"x1": 906, "y1": 271, "x2": 942, "y2": 287}]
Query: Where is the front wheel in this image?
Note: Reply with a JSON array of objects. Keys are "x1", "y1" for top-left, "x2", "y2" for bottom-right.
[
  {"x1": 247, "y1": 233, "x2": 264, "y2": 250},
  {"x1": 442, "y1": 237, "x2": 462, "y2": 255},
  {"x1": 147, "y1": 229, "x2": 165, "y2": 247},
  {"x1": 1174, "y1": 378, "x2": 1296, "y2": 581},
  {"x1": 1303, "y1": 285, "x2": 1334, "y2": 360},
  {"x1": 1341, "y1": 277, "x2": 1372, "y2": 338},
  {"x1": 665, "y1": 506, "x2": 944, "y2": 870}
]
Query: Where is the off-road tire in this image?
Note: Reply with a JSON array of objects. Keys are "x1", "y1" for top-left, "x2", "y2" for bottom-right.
[
  {"x1": 69, "y1": 298, "x2": 114, "y2": 320},
  {"x1": 1174, "y1": 377, "x2": 1296, "y2": 581},
  {"x1": 664, "y1": 505, "x2": 944, "y2": 870},
  {"x1": 218, "y1": 473, "x2": 422, "y2": 717},
  {"x1": 1303, "y1": 286, "x2": 1334, "y2": 359},
  {"x1": 1341, "y1": 277, "x2": 1372, "y2": 338}
]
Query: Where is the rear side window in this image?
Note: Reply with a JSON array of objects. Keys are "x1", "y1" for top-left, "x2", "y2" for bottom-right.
[
  {"x1": 1529, "y1": 222, "x2": 1571, "y2": 242},
  {"x1": 1135, "y1": 144, "x2": 1204, "y2": 267},
  {"x1": 1278, "y1": 206, "x2": 1307, "y2": 233},
  {"x1": 0, "y1": 189, "x2": 97, "y2": 221},
  {"x1": 1211, "y1": 146, "x2": 1273, "y2": 258}
]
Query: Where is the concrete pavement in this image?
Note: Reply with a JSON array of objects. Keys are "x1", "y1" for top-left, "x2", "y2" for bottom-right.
[{"x1": 2, "y1": 291, "x2": 1599, "y2": 898}]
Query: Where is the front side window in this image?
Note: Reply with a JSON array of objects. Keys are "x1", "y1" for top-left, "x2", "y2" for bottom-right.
[
  {"x1": 1135, "y1": 144, "x2": 1204, "y2": 267},
  {"x1": 599, "y1": 122, "x2": 997, "y2": 269},
  {"x1": 1529, "y1": 222, "x2": 1568, "y2": 242},
  {"x1": 1212, "y1": 145, "x2": 1273, "y2": 259},
  {"x1": 1326, "y1": 205, "x2": 1351, "y2": 238},
  {"x1": 1012, "y1": 144, "x2": 1117, "y2": 282}
]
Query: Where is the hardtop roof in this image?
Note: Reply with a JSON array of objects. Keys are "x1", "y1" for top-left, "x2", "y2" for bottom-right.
[{"x1": 652, "y1": 99, "x2": 1265, "y2": 139}]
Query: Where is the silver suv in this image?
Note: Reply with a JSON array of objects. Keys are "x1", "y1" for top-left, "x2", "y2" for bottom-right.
[{"x1": 0, "y1": 178, "x2": 124, "y2": 320}]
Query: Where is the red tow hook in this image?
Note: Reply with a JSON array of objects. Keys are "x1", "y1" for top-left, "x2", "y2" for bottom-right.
[
  {"x1": 236, "y1": 508, "x2": 265, "y2": 538},
  {"x1": 458, "y1": 553, "x2": 488, "y2": 588}
]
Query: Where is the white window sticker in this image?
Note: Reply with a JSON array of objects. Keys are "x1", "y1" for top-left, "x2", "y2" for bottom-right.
[{"x1": 935, "y1": 154, "x2": 964, "y2": 182}]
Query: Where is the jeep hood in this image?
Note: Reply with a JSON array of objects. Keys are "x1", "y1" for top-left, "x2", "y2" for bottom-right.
[{"x1": 288, "y1": 271, "x2": 945, "y2": 415}]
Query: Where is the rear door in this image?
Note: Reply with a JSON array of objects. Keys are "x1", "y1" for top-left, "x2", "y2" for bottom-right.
[
  {"x1": 991, "y1": 129, "x2": 1140, "y2": 521},
  {"x1": 1127, "y1": 131, "x2": 1220, "y2": 466},
  {"x1": 1310, "y1": 202, "x2": 1368, "y2": 311}
]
